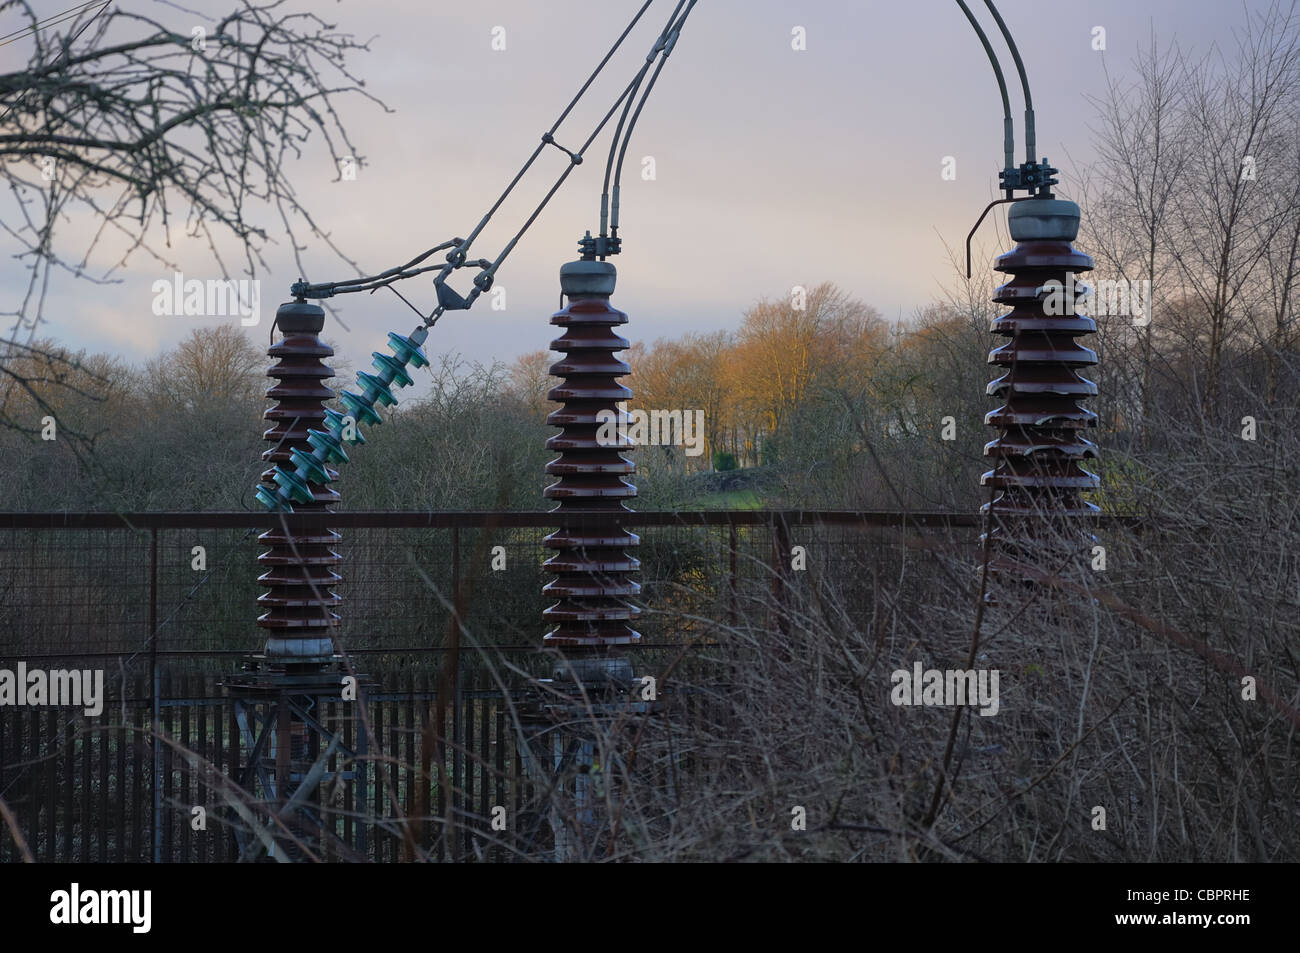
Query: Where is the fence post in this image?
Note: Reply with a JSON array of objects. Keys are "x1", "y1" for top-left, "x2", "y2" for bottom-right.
[
  {"x1": 450, "y1": 526, "x2": 461, "y2": 861},
  {"x1": 150, "y1": 526, "x2": 161, "y2": 864},
  {"x1": 728, "y1": 521, "x2": 738, "y2": 627},
  {"x1": 769, "y1": 513, "x2": 791, "y2": 635}
]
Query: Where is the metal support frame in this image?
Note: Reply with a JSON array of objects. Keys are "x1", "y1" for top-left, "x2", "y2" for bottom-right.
[
  {"x1": 225, "y1": 664, "x2": 370, "y2": 861},
  {"x1": 515, "y1": 685, "x2": 654, "y2": 862}
]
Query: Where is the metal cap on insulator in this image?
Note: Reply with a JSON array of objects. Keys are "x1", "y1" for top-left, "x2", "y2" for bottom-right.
[
  {"x1": 272, "y1": 298, "x2": 328, "y2": 332},
  {"x1": 1007, "y1": 198, "x2": 1080, "y2": 242},
  {"x1": 560, "y1": 259, "x2": 617, "y2": 298}
]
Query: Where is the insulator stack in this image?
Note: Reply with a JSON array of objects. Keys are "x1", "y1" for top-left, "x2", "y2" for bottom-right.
[
  {"x1": 257, "y1": 300, "x2": 341, "y2": 660},
  {"x1": 542, "y1": 259, "x2": 642, "y2": 654},
  {"x1": 255, "y1": 300, "x2": 430, "y2": 658},
  {"x1": 982, "y1": 198, "x2": 1099, "y2": 571}
]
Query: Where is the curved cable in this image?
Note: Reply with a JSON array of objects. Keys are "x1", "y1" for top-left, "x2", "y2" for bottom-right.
[
  {"x1": 293, "y1": 239, "x2": 464, "y2": 298},
  {"x1": 955, "y1": 0, "x2": 1014, "y2": 176},
  {"x1": 601, "y1": 0, "x2": 686, "y2": 239},
  {"x1": 983, "y1": 0, "x2": 1035, "y2": 163},
  {"x1": 610, "y1": 0, "x2": 698, "y2": 240}
]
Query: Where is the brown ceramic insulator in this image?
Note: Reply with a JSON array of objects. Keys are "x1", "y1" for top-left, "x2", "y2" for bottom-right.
[
  {"x1": 982, "y1": 236, "x2": 1100, "y2": 556},
  {"x1": 542, "y1": 286, "x2": 642, "y2": 651},
  {"x1": 257, "y1": 300, "x2": 341, "y2": 659}
]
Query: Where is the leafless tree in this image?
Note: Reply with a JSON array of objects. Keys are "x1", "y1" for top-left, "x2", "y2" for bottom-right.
[
  {"x1": 1169, "y1": 1, "x2": 1300, "y2": 420},
  {"x1": 0, "y1": 0, "x2": 387, "y2": 453},
  {"x1": 1081, "y1": 29, "x2": 1191, "y2": 449},
  {"x1": 1254, "y1": 105, "x2": 1300, "y2": 406}
]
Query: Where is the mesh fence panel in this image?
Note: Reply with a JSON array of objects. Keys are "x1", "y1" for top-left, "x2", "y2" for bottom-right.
[{"x1": 0, "y1": 512, "x2": 975, "y2": 684}]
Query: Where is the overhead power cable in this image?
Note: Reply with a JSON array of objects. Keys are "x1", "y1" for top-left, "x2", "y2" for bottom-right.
[
  {"x1": 291, "y1": 0, "x2": 696, "y2": 329},
  {"x1": 0, "y1": 0, "x2": 108, "y2": 48}
]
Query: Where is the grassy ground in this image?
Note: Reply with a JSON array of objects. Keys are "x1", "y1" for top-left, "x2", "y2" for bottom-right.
[{"x1": 692, "y1": 488, "x2": 764, "y2": 510}]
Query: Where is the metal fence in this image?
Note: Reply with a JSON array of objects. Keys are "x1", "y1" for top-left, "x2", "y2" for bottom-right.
[
  {"x1": 0, "y1": 510, "x2": 979, "y2": 663},
  {"x1": 0, "y1": 509, "x2": 978, "y2": 862},
  {"x1": 0, "y1": 666, "x2": 575, "y2": 863}
]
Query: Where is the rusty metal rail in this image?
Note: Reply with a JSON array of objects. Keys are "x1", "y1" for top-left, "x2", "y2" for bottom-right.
[{"x1": 0, "y1": 510, "x2": 981, "y2": 529}]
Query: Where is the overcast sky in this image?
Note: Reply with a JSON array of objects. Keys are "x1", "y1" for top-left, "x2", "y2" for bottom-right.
[{"x1": 1, "y1": 0, "x2": 1276, "y2": 392}]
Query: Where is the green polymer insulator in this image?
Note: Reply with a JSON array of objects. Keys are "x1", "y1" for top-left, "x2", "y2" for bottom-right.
[
  {"x1": 324, "y1": 408, "x2": 365, "y2": 445},
  {"x1": 273, "y1": 465, "x2": 315, "y2": 505},
  {"x1": 339, "y1": 390, "x2": 383, "y2": 427},
  {"x1": 372, "y1": 352, "x2": 413, "y2": 388},
  {"x1": 255, "y1": 484, "x2": 284, "y2": 510},
  {"x1": 255, "y1": 326, "x2": 429, "y2": 511},
  {"x1": 357, "y1": 371, "x2": 398, "y2": 407},
  {"x1": 290, "y1": 447, "x2": 332, "y2": 486},
  {"x1": 308, "y1": 427, "x2": 349, "y2": 465},
  {"x1": 388, "y1": 332, "x2": 430, "y2": 368}
]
